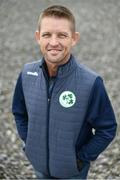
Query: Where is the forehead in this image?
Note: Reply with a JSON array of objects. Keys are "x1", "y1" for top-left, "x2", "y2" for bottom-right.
[{"x1": 40, "y1": 17, "x2": 72, "y2": 32}]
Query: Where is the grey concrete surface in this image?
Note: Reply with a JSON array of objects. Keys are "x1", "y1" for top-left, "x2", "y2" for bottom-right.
[{"x1": 0, "y1": 0, "x2": 120, "y2": 179}]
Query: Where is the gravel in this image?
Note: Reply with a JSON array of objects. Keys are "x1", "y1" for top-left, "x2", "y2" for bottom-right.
[{"x1": 0, "y1": 0, "x2": 120, "y2": 179}]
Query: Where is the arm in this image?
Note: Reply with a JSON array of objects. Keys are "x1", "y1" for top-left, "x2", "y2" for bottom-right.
[
  {"x1": 77, "y1": 77, "x2": 117, "y2": 162},
  {"x1": 12, "y1": 72, "x2": 28, "y2": 143}
]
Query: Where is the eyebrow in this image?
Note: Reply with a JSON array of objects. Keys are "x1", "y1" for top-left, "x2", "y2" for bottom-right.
[
  {"x1": 41, "y1": 31, "x2": 70, "y2": 36},
  {"x1": 58, "y1": 32, "x2": 69, "y2": 36}
]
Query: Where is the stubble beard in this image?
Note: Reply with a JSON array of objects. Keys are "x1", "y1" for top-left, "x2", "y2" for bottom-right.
[{"x1": 44, "y1": 52, "x2": 70, "y2": 66}]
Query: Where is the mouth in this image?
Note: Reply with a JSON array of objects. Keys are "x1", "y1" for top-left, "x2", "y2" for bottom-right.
[
  {"x1": 47, "y1": 49, "x2": 62, "y2": 56},
  {"x1": 47, "y1": 49, "x2": 62, "y2": 51}
]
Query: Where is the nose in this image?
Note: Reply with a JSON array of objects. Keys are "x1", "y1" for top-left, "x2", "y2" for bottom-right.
[{"x1": 49, "y1": 35, "x2": 59, "y2": 46}]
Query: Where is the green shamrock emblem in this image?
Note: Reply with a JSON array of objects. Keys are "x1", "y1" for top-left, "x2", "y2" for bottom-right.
[
  {"x1": 59, "y1": 91, "x2": 76, "y2": 108},
  {"x1": 62, "y1": 93, "x2": 74, "y2": 105}
]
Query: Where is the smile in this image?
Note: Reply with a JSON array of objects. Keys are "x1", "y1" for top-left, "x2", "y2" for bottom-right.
[{"x1": 48, "y1": 49, "x2": 62, "y2": 51}]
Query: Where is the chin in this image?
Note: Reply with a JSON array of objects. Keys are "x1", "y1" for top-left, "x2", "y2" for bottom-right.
[
  {"x1": 47, "y1": 56, "x2": 63, "y2": 63},
  {"x1": 49, "y1": 59, "x2": 62, "y2": 64}
]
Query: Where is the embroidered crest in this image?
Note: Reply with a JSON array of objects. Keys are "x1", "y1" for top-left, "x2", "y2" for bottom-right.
[{"x1": 59, "y1": 91, "x2": 76, "y2": 108}]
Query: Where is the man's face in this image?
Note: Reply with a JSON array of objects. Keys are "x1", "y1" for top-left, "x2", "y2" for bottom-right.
[{"x1": 35, "y1": 17, "x2": 79, "y2": 65}]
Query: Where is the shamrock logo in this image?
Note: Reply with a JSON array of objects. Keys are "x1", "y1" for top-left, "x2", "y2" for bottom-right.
[{"x1": 59, "y1": 91, "x2": 76, "y2": 108}]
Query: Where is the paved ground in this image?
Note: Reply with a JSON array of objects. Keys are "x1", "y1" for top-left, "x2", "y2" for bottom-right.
[{"x1": 0, "y1": 0, "x2": 120, "y2": 179}]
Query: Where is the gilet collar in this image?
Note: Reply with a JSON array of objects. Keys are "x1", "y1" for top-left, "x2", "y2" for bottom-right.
[{"x1": 39, "y1": 54, "x2": 78, "y2": 79}]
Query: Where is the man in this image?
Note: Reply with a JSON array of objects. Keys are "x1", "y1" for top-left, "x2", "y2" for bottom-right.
[{"x1": 12, "y1": 5, "x2": 117, "y2": 179}]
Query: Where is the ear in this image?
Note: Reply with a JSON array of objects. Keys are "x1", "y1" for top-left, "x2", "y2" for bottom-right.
[
  {"x1": 72, "y1": 32, "x2": 80, "y2": 46},
  {"x1": 35, "y1": 30, "x2": 40, "y2": 44}
]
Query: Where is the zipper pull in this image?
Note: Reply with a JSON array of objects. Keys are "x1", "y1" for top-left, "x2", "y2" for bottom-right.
[{"x1": 48, "y1": 98, "x2": 50, "y2": 102}]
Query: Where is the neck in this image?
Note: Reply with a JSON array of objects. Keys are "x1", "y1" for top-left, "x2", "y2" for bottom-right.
[
  {"x1": 45, "y1": 55, "x2": 71, "y2": 77},
  {"x1": 47, "y1": 63, "x2": 58, "y2": 77}
]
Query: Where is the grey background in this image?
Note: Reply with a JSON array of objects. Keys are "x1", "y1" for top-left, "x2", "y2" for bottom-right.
[{"x1": 0, "y1": 0, "x2": 120, "y2": 179}]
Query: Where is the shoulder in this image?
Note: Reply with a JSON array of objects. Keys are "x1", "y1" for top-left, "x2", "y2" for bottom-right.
[
  {"x1": 20, "y1": 59, "x2": 43, "y2": 82},
  {"x1": 71, "y1": 55, "x2": 100, "y2": 79},
  {"x1": 77, "y1": 62, "x2": 99, "y2": 78},
  {"x1": 75, "y1": 59, "x2": 101, "y2": 86},
  {"x1": 22, "y1": 59, "x2": 42, "y2": 72}
]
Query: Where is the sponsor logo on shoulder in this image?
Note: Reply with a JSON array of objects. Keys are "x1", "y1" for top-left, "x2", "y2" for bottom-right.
[{"x1": 27, "y1": 71, "x2": 38, "y2": 76}]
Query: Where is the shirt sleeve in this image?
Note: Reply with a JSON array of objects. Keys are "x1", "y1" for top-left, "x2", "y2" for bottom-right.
[
  {"x1": 12, "y1": 72, "x2": 28, "y2": 143},
  {"x1": 78, "y1": 77, "x2": 117, "y2": 162}
]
